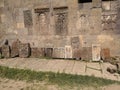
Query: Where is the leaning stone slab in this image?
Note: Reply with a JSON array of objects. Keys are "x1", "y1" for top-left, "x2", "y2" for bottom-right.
[{"x1": 1, "y1": 45, "x2": 10, "y2": 58}]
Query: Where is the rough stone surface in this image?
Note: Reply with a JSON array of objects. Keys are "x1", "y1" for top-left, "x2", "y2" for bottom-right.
[
  {"x1": 107, "y1": 65, "x2": 117, "y2": 74},
  {"x1": 1, "y1": 45, "x2": 10, "y2": 58},
  {"x1": 19, "y1": 43, "x2": 30, "y2": 58},
  {"x1": 0, "y1": 0, "x2": 120, "y2": 58},
  {"x1": 81, "y1": 47, "x2": 92, "y2": 60},
  {"x1": 11, "y1": 39, "x2": 21, "y2": 58},
  {"x1": 31, "y1": 48, "x2": 44, "y2": 58},
  {"x1": 52, "y1": 47, "x2": 65, "y2": 58},
  {"x1": 72, "y1": 49, "x2": 81, "y2": 59},
  {"x1": 101, "y1": 48, "x2": 111, "y2": 61},
  {"x1": 116, "y1": 63, "x2": 120, "y2": 73}
]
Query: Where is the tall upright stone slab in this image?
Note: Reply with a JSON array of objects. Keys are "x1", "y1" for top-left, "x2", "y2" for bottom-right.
[
  {"x1": 92, "y1": 44, "x2": 101, "y2": 61},
  {"x1": 65, "y1": 46, "x2": 72, "y2": 59},
  {"x1": 1, "y1": 40, "x2": 10, "y2": 58},
  {"x1": 101, "y1": 48, "x2": 110, "y2": 61},
  {"x1": 19, "y1": 43, "x2": 30, "y2": 58},
  {"x1": 11, "y1": 39, "x2": 21, "y2": 58},
  {"x1": 1, "y1": 45, "x2": 10, "y2": 58}
]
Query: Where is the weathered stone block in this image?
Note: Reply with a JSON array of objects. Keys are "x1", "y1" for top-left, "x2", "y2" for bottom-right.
[
  {"x1": 92, "y1": 44, "x2": 101, "y2": 61},
  {"x1": 1, "y1": 45, "x2": 10, "y2": 58},
  {"x1": 19, "y1": 43, "x2": 30, "y2": 58},
  {"x1": 92, "y1": 0, "x2": 101, "y2": 8},
  {"x1": 101, "y1": 48, "x2": 110, "y2": 61},
  {"x1": 71, "y1": 37, "x2": 80, "y2": 49},
  {"x1": 52, "y1": 47, "x2": 65, "y2": 58},
  {"x1": 65, "y1": 46, "x2": 72, "y2": 59},
  {"x1": 44, "y1": 48, "x2": 53, "y2": 58},
  {"x1": 11, "y1": 39, "x2": 21, "y2": 58},
  {"x1": 72, "y1": 49, "x2": 81, "y2": 59},
  {"x1": 31, "y1": 48, "x2": 44, "y2": 58},
  {"x1": 17, "y1": 23, "x2": 24, "y2": 29},
  {"x1": 81, "y1": 47, "x2": 92, "y2": 60}
]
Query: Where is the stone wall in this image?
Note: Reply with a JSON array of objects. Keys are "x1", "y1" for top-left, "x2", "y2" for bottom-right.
[{"x1": 0, "y1": 0, "x2": 120, "y2": 58}]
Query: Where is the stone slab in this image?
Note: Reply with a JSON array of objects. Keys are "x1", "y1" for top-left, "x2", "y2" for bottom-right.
[
  {"x1": 19, "y1": 43, "x2": 30, "y2": 58},
  {"x1": 1, "y1": 45, "x2": 10, "y2": 58}
]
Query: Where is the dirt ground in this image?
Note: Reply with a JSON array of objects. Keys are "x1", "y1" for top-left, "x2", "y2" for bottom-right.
[
  {"x1": 0, "y1": 58, "x2": 120, "y2": 90},
  {"x1": 0, "y1": 77, "x2": 120, "y2": 90},
  {"x1": 0, "y1": 58, "x2": 120, "y2": 81}
]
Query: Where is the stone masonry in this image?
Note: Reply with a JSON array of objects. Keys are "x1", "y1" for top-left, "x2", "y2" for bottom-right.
[{"x1": 0, "y1": 0, "x2": 120, "y2": 60}]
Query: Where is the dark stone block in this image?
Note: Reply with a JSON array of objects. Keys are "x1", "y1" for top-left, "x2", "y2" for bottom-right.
[
  {"x1": 72, "y1": 49, "x2": 81, "y2": 59},
  {"x1": 19, "y1": 43, "x2": 30, "y2": 58},
  {"x1": 44, "y1": 48, "x2": 53, "y2": 58},
  {"x1": 101, "y1": 48, "x2": 110, "y2": 61},
  {"x1": 1, "y1": 45, "x2": 10, "y2": 58}
]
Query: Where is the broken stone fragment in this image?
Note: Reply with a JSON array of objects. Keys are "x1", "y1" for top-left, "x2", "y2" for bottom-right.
[
  {"x1": 107, "y1": 64, "x2": 117, "y2": 74},
  {"x1": 19, "y1": 43, "x2": 30, "y2": 58}
]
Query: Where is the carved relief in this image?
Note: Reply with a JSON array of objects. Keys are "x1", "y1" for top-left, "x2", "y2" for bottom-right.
[
  {"x1": 71, "y1": 37, "x2": 80, "y2": 49},
  {"x1": 102, "y1": 14, "x2": 117, "y2": 30},
  {"x1": 54, "y1": 7, "x2": 68, "y2": 35},
  {"x1": 76, "y1": 14, "x2": 90, "y2": 33},
  {"x1": 35, "y1": 8, "x2": 49, "y2": 35},
  {"x1": 23, "y1": 10, "x2": 33, "y2": 28}
]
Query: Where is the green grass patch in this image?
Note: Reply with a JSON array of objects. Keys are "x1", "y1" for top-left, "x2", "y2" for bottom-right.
[{"x1": 0, "y1": 65, "x2": 119, "y2": 87}]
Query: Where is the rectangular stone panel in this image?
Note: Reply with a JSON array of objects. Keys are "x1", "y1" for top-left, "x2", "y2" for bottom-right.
[
  {"x1": 44, "y1": 48, "x2": 53, "y2": 58},
  {"x1": 65, "y1": 46, "x2": 72, "y2": 59},
  {"x1": 54, "y1": 7, "x2": 68, "y2": 35},
  {"x1": 52, "y1": 47, "x2": 65, "y2": 58},
  {"x1": 31, "y1": 48, "x2": 44, "y2": 58},
  {"x1": 19, "y1": 43, "x2": 30, "y2": 58},
  {"x1": 11, "y1": 39, "x2": 21, "y2": 58},
  {"x1": 92, "y1": 44, "x2": 101, "y2": 61},
  {"x1": 72, "y1": 49, "x2": 81, "y2": 59},
  {"x1": 23, "y1": 10, "x2": 33, "y2": 28},
  {"x1": 101, "y1": 48, "x2": 110, "y2": 61},
  {"x1": 35, "y1": 8, "x2": 49, "y2": 35},
  {"x1": 71, "y1": 37, "x2": 80, "y2": 49},
  {"x1": 81, "y1": 47, "x2": 92, "y2": 61}
]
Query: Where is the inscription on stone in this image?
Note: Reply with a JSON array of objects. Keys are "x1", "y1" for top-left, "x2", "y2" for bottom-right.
[
  {"x1": 54, "y1": 7, "x2": 68, "y2": 35},
  {"x1": 23, "y1": 10, "x2": 33, "y2": 28}
]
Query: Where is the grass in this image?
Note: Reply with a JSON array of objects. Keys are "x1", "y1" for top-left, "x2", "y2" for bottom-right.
[{"x1": 0, "y1": 65, "x2": 119, "y2": 87}]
